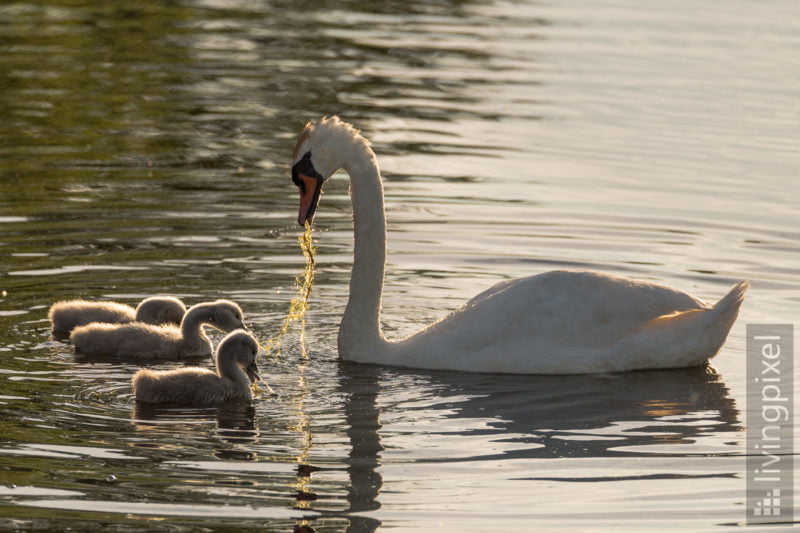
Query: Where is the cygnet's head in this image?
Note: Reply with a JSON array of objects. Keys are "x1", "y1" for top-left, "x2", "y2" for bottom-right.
[
  {"x1": 135, "y1": 296, "x2": 186, "y2": 326},
  {"x1": 218, "y1": 329, "x2": 261, "y2": 383},
  {"x1": 207, "y1": 300, "x2": 247, "y2": 332},
  {"x1": 291, "y1": 116, "x2": 370, "y2": 226}
]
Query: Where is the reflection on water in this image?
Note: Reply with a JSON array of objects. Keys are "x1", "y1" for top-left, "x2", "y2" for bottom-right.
[
  {"x1": 1, "y1": 0, "x2": 798, "y2": 530},
  {"x1": 340, "y1": 365, "x2": 383, "y2": 532},
  {"x1": 379, "y1": 365, "x2": 739, "y2": 461},
  {"x1": 132, "y1": 403, "x2": 260, "y2": 448}
]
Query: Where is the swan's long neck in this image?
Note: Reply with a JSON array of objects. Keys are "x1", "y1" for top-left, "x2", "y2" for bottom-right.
[
  {"x1": 181, "y1": 305, "x2": 211, "y2": 344},
  {"x1": 217, "y1": 351, "x2": 247, "y2": 386},
  {"x1": 338, "y1": 143, "x2": 389, "y2": 359}
]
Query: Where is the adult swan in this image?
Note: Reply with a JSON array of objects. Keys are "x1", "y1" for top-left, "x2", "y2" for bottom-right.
[{"x1": 290, "y1": 116, "x2": 748, "y2": 374}]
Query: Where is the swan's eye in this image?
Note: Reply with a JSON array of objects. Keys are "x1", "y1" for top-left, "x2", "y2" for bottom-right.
[
  {"x1": 291, "y1": 156, "x2": 304, "y2": 187},
  {"x1": 292, "y1": 151, "x2": 322, "y2": 188}
]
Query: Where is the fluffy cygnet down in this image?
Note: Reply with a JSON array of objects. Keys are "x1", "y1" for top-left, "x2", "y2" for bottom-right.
[
  {"x1": 70, "y1": 300, "x2": 246, "y2": 359},
  {"x1": 131, "y1": 329, "x2": 261, "y2": 406},
  {"x1": 49, "y1": 297, "x2": 186, "y2": 340}
]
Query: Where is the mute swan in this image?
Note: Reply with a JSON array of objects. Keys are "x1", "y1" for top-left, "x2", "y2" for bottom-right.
[
  {"x1": 49, "y1": 297, "x2": 186, "y2": 339},
  {"x1": 289, "y1": 116, "x2": 749, "y2": 374},
  {"x1": 131, "y1": 329, "x2": 261, "y2": 406},
  {"x1": 70, "y1": 300, "x2": 247, "y2": 359}
]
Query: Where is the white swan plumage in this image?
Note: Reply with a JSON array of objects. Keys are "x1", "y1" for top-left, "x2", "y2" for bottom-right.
[
  {"x1": 49, "y1": 296, "x2": 186, "y2": 340},
  {"x1": 131, "y1": 329, "x2": 261, "y2": 406},
  {"x1": 290, "y1": 116, "x2": 749, "y2": 374}
]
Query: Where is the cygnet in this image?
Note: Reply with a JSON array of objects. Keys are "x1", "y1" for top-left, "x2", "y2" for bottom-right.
[
  {"x1": 131, "y1": 329, "x2": 261, "y2": 406},
  {"x1": 70, "y1": 300, "x2": 246, "y2": 359},
  {"x1": 49, "y1": 297, "x2": 185, "y2": 340}
]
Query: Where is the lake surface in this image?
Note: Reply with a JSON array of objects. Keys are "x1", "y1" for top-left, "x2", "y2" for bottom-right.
[{"x1": 1, "y1": 0, "x2": 798, "y2": 530}]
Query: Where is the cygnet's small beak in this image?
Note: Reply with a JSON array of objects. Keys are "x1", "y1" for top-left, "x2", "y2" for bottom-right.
[{"x1": 245, "y1": 361, "x2": 261, "y2": 383}]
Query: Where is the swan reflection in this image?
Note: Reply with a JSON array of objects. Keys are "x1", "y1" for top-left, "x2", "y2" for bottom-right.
[
  {"x1": 314, "y1": 363, "x2": 738, "y2": 532},
  {"x1": 377, "y1": 364, "x2": 739, "y2": 459}
]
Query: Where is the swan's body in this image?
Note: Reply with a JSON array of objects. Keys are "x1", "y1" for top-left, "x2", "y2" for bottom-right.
[
  {"x1": 134, "y1": 297, "x2": 186, "y2": 327},
  {"x1": 132, "y1": 329, "x2": 261, "y2": 406},
  {"x1": 49, "y1": 297, "x2": 186, "y2": 340},
  {"x1": 70, "y1": 300, "x2": 247, "y2": 359},
  {"x1": 290, "y1": 116, "x2": 748, "y2": 374}
]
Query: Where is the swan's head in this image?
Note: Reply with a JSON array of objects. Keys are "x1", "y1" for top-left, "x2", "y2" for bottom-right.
[
  {"x1": 291, "y1": 116, "x2": 370, "y2": 226},
  {"x1": 206, "y1": 300, "x2": 248, "y2": 332},
  {"x1": 217, "y1": 329, "x2": 261, "y2": 383}
]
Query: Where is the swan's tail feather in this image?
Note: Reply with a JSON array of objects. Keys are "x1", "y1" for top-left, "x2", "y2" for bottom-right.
[
  {"x1": 696, "y1": 280, "x2": 750, "y2": 362},
  {"x1": 613, "y1": 281, "x2": 750, "y2": 371},
  {"x1": 710, "y1": 280, "x2": 750, "y2": 323}
]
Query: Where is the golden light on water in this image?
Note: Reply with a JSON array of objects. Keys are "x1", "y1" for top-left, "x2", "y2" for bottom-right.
[
  {"x1": 264, "y1": 222, "x2": 316, "y2": 358},
  {"x1": 289, "y1": 371, "x2": 314, "y2": 510}
]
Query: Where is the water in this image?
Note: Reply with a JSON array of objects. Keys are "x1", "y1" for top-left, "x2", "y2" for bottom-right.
[{"x1": 1, "y1": 0, "x2": 798, "y2": 530}]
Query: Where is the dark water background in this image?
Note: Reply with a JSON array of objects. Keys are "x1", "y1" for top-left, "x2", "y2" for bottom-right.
[{"x1": 1, "y1": 1, "x2": 798, "y2": 530}]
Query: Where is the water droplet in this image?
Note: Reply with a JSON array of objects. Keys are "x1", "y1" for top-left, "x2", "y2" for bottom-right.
[{"x1": 265, "y1": 224, "x2": 316, "y2": 358}]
